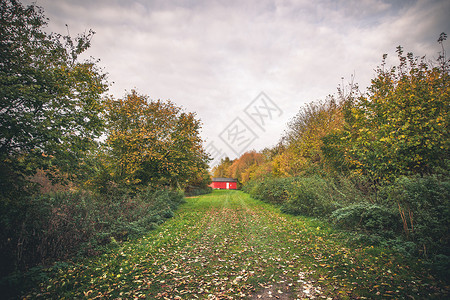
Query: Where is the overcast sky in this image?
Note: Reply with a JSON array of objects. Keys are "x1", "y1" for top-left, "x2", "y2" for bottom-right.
[{"x1": 23, "y1": 0, "x2": 450, "y2": 165}]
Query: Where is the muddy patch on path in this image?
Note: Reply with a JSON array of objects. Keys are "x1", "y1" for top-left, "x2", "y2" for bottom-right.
[
  {"x1": 251, "y1": 281, "x2": 293, "y2": 300},
  {"x1": 251, "y1": 272, "x2": 328, "y2": 300}
]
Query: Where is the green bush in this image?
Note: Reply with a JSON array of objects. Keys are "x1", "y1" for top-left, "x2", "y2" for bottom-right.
[
  {"x1": 282, "y1": 176, "x2": 344, "y2": 217},
  {"x1": 184, "y1": 185, "x2": 212, "y2": 197},
  {"x1": 330, "y1": 202, "x2": 400, "y2": 234},
  {"x1": 245, "y1": 175, "x2": 363, "y2": 217},
  {"x1": 0, "y1": 188, "x2": 184, "y2": 279},
  {"x1": 380, "y1": 176, "x2": 450, "y2": 258},
  {"x1": 0, "y1": 192, "x2": 95, "y2": 275},
  {"x1": 243, "y1": 177, "x2": 292, "y2": 204}
]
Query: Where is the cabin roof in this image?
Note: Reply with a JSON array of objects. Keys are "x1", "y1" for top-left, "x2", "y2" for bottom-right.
[{"x1": 211, "y1": 177, "x2": 237, "y2": 182}]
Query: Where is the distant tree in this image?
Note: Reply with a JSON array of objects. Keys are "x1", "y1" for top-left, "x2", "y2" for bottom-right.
[
  {"x1": 211, "y1": 157, "x2": 234, "y2": 178},
  {"x1": 228, "y1": 151, "x2": 264, "y2": 183},
  {"x1": 104, "y1": 90, "x2": 209, "y2": 188},
  {"x1": 0, "y1": 0, "x2": 108, "y2": 199}
]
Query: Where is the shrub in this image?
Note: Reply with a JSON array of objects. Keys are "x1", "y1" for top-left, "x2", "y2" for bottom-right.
[
  {"x1": 330, "y1": 202, "x2": 400, "y2": 234},
  {"x1": 281, "y1": 181, "x2": 319, "y2": 216},
  {"x1": 184, "y1": 186, "x2": 212, "y2": 197},
  {"x1": 0, "y1": 191, "x2": 97, "y2": 275},
  {"x1": 0, "y1": 187, "x2": 184, "y2": 279},
  {"x1": 244, "y1": 177, "x2": 292, "y2": 204},
  {"x1": 380, "y1": 175, "x2": 450, "y2": 258},
  {"x1": 282, "y1": 176, "x2": 362, "y2": 217},
  {"x1": 245, "y1": 175, "x2": 364, "y2": 217}
]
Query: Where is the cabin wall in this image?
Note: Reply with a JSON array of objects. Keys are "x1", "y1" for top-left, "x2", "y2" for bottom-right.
[{"x1": 209, "y1": 181, "x2": 237, "y2": 190}]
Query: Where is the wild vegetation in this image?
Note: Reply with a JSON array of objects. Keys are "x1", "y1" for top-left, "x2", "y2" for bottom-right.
[
  {"x1": 0, "y1": 0, "x2": 210, "y2": 286},
  {"x1": 1, "y1": 0, "x2": 449, "y2": 298},
  {"x1": 20, "y1": 191, "x2": 450, "y2": 299},
  {"x1": 217, "y1": 33, "x2": 450, "y2": 281}
]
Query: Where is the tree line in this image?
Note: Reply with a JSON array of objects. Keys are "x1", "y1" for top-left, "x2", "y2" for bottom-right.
[{"x1": 0, "y1": 0, "x2": 210, "y2": 282}]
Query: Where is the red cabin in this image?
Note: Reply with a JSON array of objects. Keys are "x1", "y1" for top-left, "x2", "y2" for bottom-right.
[{"x1": 209, "y1": 178, "x2": 237, "y2": 190}]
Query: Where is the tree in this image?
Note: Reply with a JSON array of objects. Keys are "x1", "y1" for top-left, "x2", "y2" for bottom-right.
[
  {"x1": 0, "y1": 0, "x2": 108, "y2": 198},
  {"x1": 278, "y1": 97, "x2": 344, "y2": 176},
  {"x1": 336, "y1": 34, "x2": 449, "y2": 182},
  {"x1": 211, "y1": 157, "x2": 234, "y2": 178},
  {"x1": 104, "y1": 90, "x2": 209, "y2": 188},
  {"x1": 228, "y1": 151, "x2": 264, "y2": 183}
]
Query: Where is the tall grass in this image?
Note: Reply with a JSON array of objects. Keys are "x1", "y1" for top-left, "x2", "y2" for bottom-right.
[{"x1": 0, "y1": 188, "x2": 184, "y2": 278}]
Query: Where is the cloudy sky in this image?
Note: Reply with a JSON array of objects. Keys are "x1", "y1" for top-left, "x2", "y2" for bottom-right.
[{"x1": 23, "y1": 0, "x2": 450, "y2": 165}]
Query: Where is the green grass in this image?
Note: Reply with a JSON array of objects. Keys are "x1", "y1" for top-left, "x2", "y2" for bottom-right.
[{"x1": 23, "y1": 190, "x2": 448, "y2": 299}]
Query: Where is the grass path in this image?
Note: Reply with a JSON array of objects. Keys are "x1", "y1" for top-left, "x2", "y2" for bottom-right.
[{"x1": 27, "y1": 190, "x2": 448, "y2": 299}]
